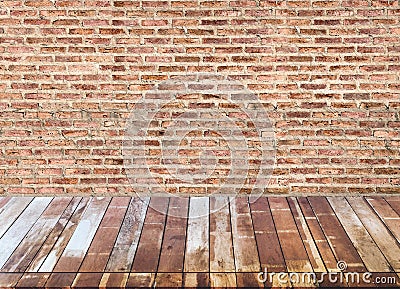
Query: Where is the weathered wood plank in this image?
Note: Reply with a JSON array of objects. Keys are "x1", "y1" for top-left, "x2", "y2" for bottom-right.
[
  {"x1": 0, "y1": 197, "x2": 11, "y2": 210},
  {"x1": 72, "y1": 273, "x2": 103, "y2": 287},
  {"x1": 236, "y1": 273, "x2": 264, "y2": 288},
  {"x1": 80, "y1": 197, "x2": 130, "y2": 272},
  {"x1": 53, "y1": 197, "x2": 111, "y2": 272},
  {"x1": 210, "y1": 196, "x2": 235, "y2": 273},
  {"x1": 155, "y1": 273, "x2": 183, "y2": 288},
  {"x1": 308, "y1": 197, "x2": 365, "y2": 272},
  {"x1": 269, "y1": 197, "x2": 312, "y2": 273},
  {"x1": 106, "y1": 197, "x2": 149, "y2": 272},
  {"x1": 45, "y1": 273, "x2": 76, "y2": 288},
  {"x1": 249, "y1": 197, "x2": 286, "y2": 272},
  {"x1": 16, "y1": 273, "x2": 50, "y2": 288},
  {"x1": 2, "y1": 198, "x2": 73, "y2": 272},
  {"x1": 38, "y1": 198, "x2": 90, "y2": 272},
  {"x1": 0, "y1": 197, "x2": 33, "y2": 239},
  {"x1": 131, "y1": 197, "x2": 169, "y2": 273},
  {"x1": 99, "y1": 273, "x2": 129, "y2": 288},
  {"x1": 230, "y1": 197, "x2": 260, "y2": 272},
  {"x1": 288, "y1": 197, "x2": 325, "y2": 273},
  {"x1": 385, "y1": 197, "x2": 400, "y2": 216},
  {"x1": 0, "y1": 197, "x2": 52, "y2": 269},
  {"x1": 366, "y1": 197, "x2": 400, "y2": 243},
  {"x1": 297, "y1": 197, "x2": 338, "y2": 272},
  {"x1": 126, "y1": 273, "x2": 155, "y2": 287},
  {"x1": 348, "y1": 197, "x2": 400, "y2": 272},
  {"x1": 184, "y1": 197, "x2": 209, "y2": 272},
  {"x1": 328, "y1": 197, "x2": 392, "y2": 272},
  {"x1": 210, "y1": 273, "x2": 236, "y2": 288},
  {"x1": 183, "y1": 273, "x2": 210, "y2": 287},
  {"x1": 0, "y1": 273, "x2": 23, "y2": 287},
  {"x1": 27, "y1": 197, "x2": 82, "y2": 272}
]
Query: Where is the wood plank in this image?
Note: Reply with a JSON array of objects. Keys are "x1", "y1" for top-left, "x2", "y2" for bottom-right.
[
  {"x1": 99, "y1": 273, "x2": 129, "y2": 288},
  {"x1": 0, "y1": 197, "x2": 52, "y2": 269},
  {"x1": 210, "y1": 273, "x2": 236, "y2": 288},
  {"x1": 347, "y1": 197, "x2": 400, "y2": 272},
  {"x1": 236, "y1": 273, "x2": 264, "y2": 288},
  {"x1": 210, "y1": 196, "x2": 235, "y2": 272},
  {"x1": 366, "y1": 197, "x2": 400, "y2": 243},
  {"x1": 308, "y1": 197, "x2": 365, "y2": 272},
  {"x1": 230, "y1": 197, "x2": 260, "y2": 272},
  {"x1": 16, "y1": 273, "x2": 50, "y2": 288},
  {"x1": 0, "y1": 197, "x2": 33, "y2": 239},
  {"x1": 183, "y1": 273, "x2": 210, "y2": 287},
  {"x1": 0, "y1": 273, "x2": 23, "y2": 287},
  {"x1": 269, "y1": 197, "x2": 312, "y2": 273},
  {"x1": 328, "y1": 197, "x2": 392, "y2": 272},
  {"x1": 385, "y1": 197, "x2": 400, "y2": 216},
  {"x1": 26, "y1": 197, "x2": 82, "y2": 272},
  {"x1": 126, "y1": 273, "x2": 155, "y2": 287},
  {"x1": 80, "y1": 197, "x2": 130, "y2": 272},
  {"x1": 158, "y1": 197, "x2": 188, "y2": 273},
  {"x1": 154, "y1": 273, "x2": 183, "y2": 288},
  {"x1": 72, "y1": 273, "x2": 103, "y2": 287},
  {"x1": 53, "y1": 197, "x2": 111, "y2": 272},
  {"x1": 288, "y1": 197, "x2": 325, "y2": 273},
  {"x1": 184, "y1": 197, "x2": 209, "y2": 272},
  {"x1": 37, "y1": 198, "x2": 90, "y2": 272},
  {"x1": 45, "y1": 273, "x2": 76, "y2": 288},
  {"x1": 131, "y1": 197, "x2": 169, "y2": 273},
  {"x1": 0, "y1": 197, "x2": 11, "y2": 210},
  {"x1": 2, "y1": 197, "x2": 73, "y2": 272},
  {"x1": 106, "y1": 197, "x2": 149, "y2": 272},
  {"x1": 297, "y1": 197, "x2": 338, "y2": 272},
  {"x1": 249, "y1": 197, "x2": 286, "y2": 272}
]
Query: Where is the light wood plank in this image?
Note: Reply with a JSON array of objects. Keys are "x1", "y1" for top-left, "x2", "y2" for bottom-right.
[
  {"x1": 183, "y1": 273, "x2": 210, "y2": 287},
  {"x1": 106, "y1": 197, "x2": 149, "y2": 272},
  {"x1": 99, "y1": 273, "x2": 129, "y2": 288},
  {"x1": 2, "y1": 197, "x2": 73, "y2": 272},
  {"x1": 210, "y1": 273, "x2": 236, "y2": 287},
  {"x1": 269, "y1": 197, "x2": 312, "y2": 273},
  {"x1": 0, "y1": 197, "x2": 33, "y2": 239},
  {"x1": 210, "y1": 196, "x2": 235, "y2": 272},
  {"x1": 230, "y1": 197, "x2": 260, "y2": 272},
  {"x1": 348, "y1": 197, "x2": 400, "y2": 271},
  {"x1": 38, "y1": 198, "x2": 90, "y2": 272},
  {"x1": 184, "y1": 197, "x2": 209, "y2": 272},
  {"x1": 0, "y1": 197, "x2": 11, "y2": 210},
  {"x1": 0, "y1": 197, "x2": 52, "y2": 269},
  {"x1": 53, "y1": 197, "x2": 111, "y2": 272},
  {"x1": 126, "y1": 273, "x2": 155, "y2": 287},
  {"x1": 328, "y1": 197, "x2": 392, "y2": 272}
]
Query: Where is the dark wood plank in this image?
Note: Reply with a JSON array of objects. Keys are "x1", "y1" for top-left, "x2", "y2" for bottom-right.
[
  {"x1": 131, "y1": 197, "x2": 169, "y2": 273},
  {"x1": 385, "y1": 196, "x2": 400, "y2": 216},
  {"x1": 80, "y1": 197, "x2": 130, "y2": 272},
  {"x1": 45, "y1": 273, "x2": 76, "y2": 288},
  {"x1": 155, "y1": 273, "x2": 183, "y2": 288},
  {"x1": 249, "y1": 197, "x2": 286, "y2": 272},
  {"x1": 2, "y1": 197, "x2": 73, "y2": 272},
  {"x1": 106, "y1": 197, "x2": 149, "y2": 272},
  {"x1": 236, "y1": 272, "x2": 264, "y2": 288},
  {"x1": 308, "y1": 196, "x2": 365, "y2": 272},
  {"x1": 269, "y1": 197, "x2": 312, "y2": 273},
  {"x1": 37, "y1": 197, "x2": 90, "y2": 272}
]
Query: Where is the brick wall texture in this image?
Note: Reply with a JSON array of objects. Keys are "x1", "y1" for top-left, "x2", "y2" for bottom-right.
[{"x1": 1, "y1": 0, "x2": 400, "y2": 196}]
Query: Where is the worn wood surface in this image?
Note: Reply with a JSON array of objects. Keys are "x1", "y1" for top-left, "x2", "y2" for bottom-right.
[{"x1": 0, "y1": 196, "x2": 398, "y2": 288}]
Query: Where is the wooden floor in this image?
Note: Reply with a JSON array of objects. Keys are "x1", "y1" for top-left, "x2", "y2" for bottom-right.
[{"x1": 0, "y1": 196, "x2": 399, "y2": 288}]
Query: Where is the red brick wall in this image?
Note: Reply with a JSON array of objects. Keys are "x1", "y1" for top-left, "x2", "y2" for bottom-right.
[{"x1": 1, "y1": 0, "x2": 400, "y2": 196}]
